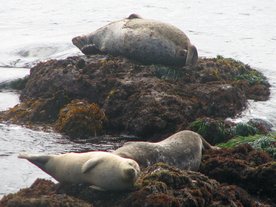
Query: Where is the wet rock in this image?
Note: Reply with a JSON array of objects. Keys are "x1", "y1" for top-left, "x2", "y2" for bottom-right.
[
  {"x1": 0, "y1": 90, "x2": 70, "y2": 125},
  {"x1": 0, "y1": 55, "x2": 270, "y2": 139},
  {"x1": 0, "y1": 179, "x2": 93, "y2": 207},
  {"x1": 0, "y1": 163, "x2": 271, "y2": 207},
  {"x1": 200, "y1": 144, "x2": 275, "y2": 203},
  {"x1": 248, "y1": 118, "x2": 274, "y2": 134}
]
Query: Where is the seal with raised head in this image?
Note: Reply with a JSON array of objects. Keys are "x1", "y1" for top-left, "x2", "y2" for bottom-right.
[
  {"x1": 18, "y1": 151, "x2": 140, "y2": 191},
  {"x1": 72, "y1": 14, "x2": 198, "y2": 66},
  {"x1": 113, "y1": 130, "x2": 215, "y2": 171}
]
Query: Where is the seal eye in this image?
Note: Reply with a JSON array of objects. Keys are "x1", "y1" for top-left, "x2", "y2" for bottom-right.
[{"x1": 178, "y1": 49, "x2": 187, "y2": 57}]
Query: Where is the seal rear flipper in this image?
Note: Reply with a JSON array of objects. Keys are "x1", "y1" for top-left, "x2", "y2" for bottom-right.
[
  {"x1": 185, "y1": 44, "x2": 198, "y2": 66},
  {"x1": 200, "y1": 136, "x2": 221, "y2": 151},
  {"x1": 81, "y1": 157, "x2": 103, "y2": 174},
  {"x1": 127, "y1": 14, "x2": 142, "y2": 19},
  {"x1": 18, "y1": 153, "x2": 50, "y2": 168}
]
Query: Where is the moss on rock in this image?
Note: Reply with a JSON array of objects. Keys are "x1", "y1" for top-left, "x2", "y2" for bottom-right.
[
  {"x1": 0, "y1": 90, "x2": 70, "y2": 125},
  {"x1": 188, "y1": 117, "x2": 233, "y2": 144},
  {"x1": 55, "y1": 99, "x2": 106, "y2": 138},
  {"x1": 218, "y1": 133, "x2": 276, "y2": 158}
]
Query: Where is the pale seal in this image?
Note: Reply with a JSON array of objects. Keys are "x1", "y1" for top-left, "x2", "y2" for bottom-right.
[
  {"x1": 18, "y1": 151, "x2": 140, "y2": 191},
  {"x1": 113, "y1": 130, "x2": 214, "y2": 171},
  {"x1": 72, "y1": 14, "x2": 198, "y2": 66}
]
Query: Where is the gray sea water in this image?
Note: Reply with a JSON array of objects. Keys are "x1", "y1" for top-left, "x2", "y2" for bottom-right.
[{"x1": 0, "y1": 0, "x2": 275, "y2": 197}]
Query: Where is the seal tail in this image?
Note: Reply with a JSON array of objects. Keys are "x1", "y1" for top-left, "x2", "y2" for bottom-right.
[{"x1": 185, "y1": 44, "x2": 198, "y2": 66}]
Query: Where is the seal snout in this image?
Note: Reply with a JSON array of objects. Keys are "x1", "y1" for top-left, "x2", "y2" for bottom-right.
[
  {"x1": 123, "y1": 167, "x2": 139, "y2": 181},
  {"x1": 72, "y1": 36, "x2": 88, "y2": 50}
]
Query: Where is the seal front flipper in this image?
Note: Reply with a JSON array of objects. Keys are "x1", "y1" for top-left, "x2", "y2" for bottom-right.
[
  {"x1": 185, "y1": 44, "x2": 198, "y2": 66},
  {"x1": 89, "y1": 185, "x2": 106, "y2": 191},
  {"x1": 81, "y1": 44, "x2": 102, "y2": 55},
  {"x1": 81, "y1": 157, "x2": 103, "y2": 173}
]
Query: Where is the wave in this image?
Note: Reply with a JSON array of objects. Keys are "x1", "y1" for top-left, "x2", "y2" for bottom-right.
[{"x1": 0, "y1": 42, "x2": 78, "y2": 68}]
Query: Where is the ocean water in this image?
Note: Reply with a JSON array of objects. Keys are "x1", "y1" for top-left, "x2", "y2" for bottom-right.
[{"x1": 0, "y1": 0, "x2": 275, "y2": 196}]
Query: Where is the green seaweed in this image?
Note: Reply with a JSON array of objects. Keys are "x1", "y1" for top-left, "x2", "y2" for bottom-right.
[
  {"x1": 215, "y1": 55, "x2": 268, "y2": 85},
  {"x1": 189, "y1": 118, "x2": 232, "y2": 144},
  {"x1": 232, "y1": 123, "x2": 257, "y2": 136},
  {"x1": 218, "y1": 132, "x2": 276, "y2": 158}
]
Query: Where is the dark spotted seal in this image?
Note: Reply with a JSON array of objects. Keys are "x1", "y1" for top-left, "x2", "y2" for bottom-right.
[
  {"x1": 113, "y1": 130, "x2": 214, "y2": 171},
  {"x1": 72, "y1": 14, "x2": 198, "y2": 66}
]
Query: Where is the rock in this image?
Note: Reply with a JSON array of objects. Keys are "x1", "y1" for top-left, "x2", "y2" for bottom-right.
[
  {"x1": 0, "y1": 179, "x2": 93, "y2": 207},
  {"x1": 200, "y1": 144, "x2": 275, "y2": 203},
  {"x1": 0, "y1": 55, "x2": 270, "y2": 139},
  {"x1": 0, "y1": 163, "x2": 272, "y2": 207},
  {"x1": 248, "y1": 118, "x2": 274, "y2": 134}
]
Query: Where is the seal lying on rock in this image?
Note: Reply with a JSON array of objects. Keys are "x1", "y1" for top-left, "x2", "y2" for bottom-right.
[
  {"x1": 72, "y1": 14, "x2": 198, "y2": 66},
  {"x1": 113, "y1": 130, "x2": 215, "y2": 171},
  {"x1": 18, "y1": 151, "x2": 140, "y2": 191}
]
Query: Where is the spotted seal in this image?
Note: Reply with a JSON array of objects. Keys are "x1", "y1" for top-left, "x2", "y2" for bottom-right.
[
  {"x1": 72, "y1": 14, "x2": 198, "y2": 66},
  {"x1": 113, "y1": 130, "x2": 215, "y2": 171}
]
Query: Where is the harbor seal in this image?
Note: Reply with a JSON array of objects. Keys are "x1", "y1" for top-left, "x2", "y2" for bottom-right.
[
  {"x1": 18, "y1": 151, "x2": 140, "y2": 191},
  {"x1": 113, "y1": 130, "x2": 214, "y2": 171},
  {"x1": 72, "y1": 14, "x2": 198, "y2": 66}
]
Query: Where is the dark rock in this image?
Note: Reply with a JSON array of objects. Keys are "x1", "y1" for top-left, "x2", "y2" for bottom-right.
[
  {"x1": 200, "y1": 144, "x2": 275, "y2": 203},
  {"x1": 0, "y1": 179, "x2": 93, "y2": 207},
  {"x1": 0, "y1": 55, "x2": 270, "y2": 139},
  {"x1": 248, "y1": 118, "x2": 274, "y2": 134}
]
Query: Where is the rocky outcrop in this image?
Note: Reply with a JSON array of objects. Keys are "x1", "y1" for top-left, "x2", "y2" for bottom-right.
[{"x1": 0, "y1": 55, "x2": 269, "y2": 139}]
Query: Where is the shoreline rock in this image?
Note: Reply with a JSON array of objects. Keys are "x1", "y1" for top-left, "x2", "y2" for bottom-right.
[
  {"x1": 0, "y1": 55, "x2": 270, "y2": 140},
  {"x1": 1, "y1": 146, "x2": 274, "y2": 207}
]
